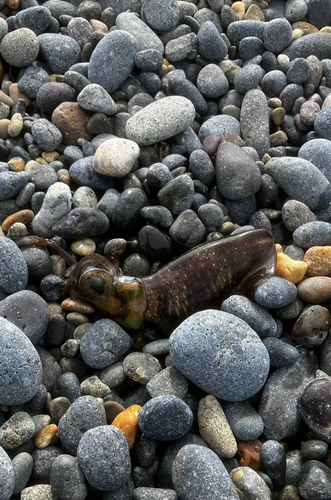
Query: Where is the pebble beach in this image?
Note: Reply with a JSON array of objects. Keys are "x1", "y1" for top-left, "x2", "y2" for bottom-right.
[{"x1": 1, "y1": 0, "x2": 331, "y2": 498}]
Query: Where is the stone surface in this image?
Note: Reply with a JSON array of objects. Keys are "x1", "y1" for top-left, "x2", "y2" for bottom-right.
[
  {"x1": 298, "y1": 377, "x2": 331, "y2": 443},
  {"x1": 93, "y1": 138, "x2": 140, "y2": 177},
  {"x1": 240, "y1": 89, "x2": 270, "y2": 158},
  {"x1": 51, "y1": 102, "x2": 92, "y2": 146}
]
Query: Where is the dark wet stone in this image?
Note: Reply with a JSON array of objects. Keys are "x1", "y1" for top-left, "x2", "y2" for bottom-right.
[
  {"x1": 300, "y1": 440, "x2": 328, "y2": 461},
  {"x1": 52, "y1": 207, "x2": 110, "y2": 240},
  {"x1": 263, "y1": 338, "x2": 299, "y2": 367},
  {"x1": 292, "y1": 305, "x2": 330, "y2": 348},
  {"x1": 36, "y1": 82, "x2": 77, "y2": 114},
  {"x1": 298, "y1": 377, "x2": 331, "y2": 443},
  {"x1": 169, "y1": 209, "x2": 206, "y2": 248},
  {"x1": 138, "y1": 225, "x2": 173, "y2": 261},
  {"x1": 157, "y1": 175, "x2": 194, "y2": 216},
  {"x1": 230, "y1": 466, "x2": 271, "y2": 500},
  {"x1": 260, "y1": 440, "x2": 286, "y2": 490},
  {"x1": 112, "y1": 188, "x2": 147, "y2": 231},
  {"x1": 298, "y1": 460, "x2": 331, "y2": 500}
]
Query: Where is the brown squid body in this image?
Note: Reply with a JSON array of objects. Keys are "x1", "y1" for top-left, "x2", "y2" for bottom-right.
[{"x1": 60, "y1": 229, "x2": 276, "y2": 334}]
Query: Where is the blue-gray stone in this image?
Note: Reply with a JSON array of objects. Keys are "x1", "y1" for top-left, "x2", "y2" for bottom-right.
[
  {"x1": 0, "y1": 446, "x2": 15, "y2": 499},
  {"x1": 165, "y1": 71, "x2": 208, "y2": 116},
  {"x1": 12, "y1": 452, "x2": 33, "y2": 495},
  {"x1": 225, "y1": 195, "x2": 257, "y2": 226},
  {"x1": 77, "y1": 425, "x2": 131, "y2": 491},
  {"x1": 240, "y1": 89, "x2": 270, "y2": 159},
  {"x1": 88, "y1": 30, "x2": 138, "y2": 94},
  {"x1": 221, "y1": 295, "x2": 278, "y2": 339},
  {"x1": 143, "y1": 0, "x2": 179, "y2": 31},
  {"x1": 69, "y1": 156, "x2": 115, "y2": 192},
  {"x1": 227, "y1": 20, "x2": 266, "y2": 46},
  {"x1": 299, "y1": 138, "x2": 331, "y2": 183},
  {"x1": 239, "y1": 36, "x2": 264, "y2": 62},
  {"x1": 77, "y1": 84, "x2": 117, "y2": 115},
  {"x1": 224, "y1": 401, "x2": 264, "y2": 441},
  {"x1": 261, "y1": 440, "x2": 286, "y2": 490},
  {"x1": 146, "y1": 366, "x2": 189, "y2": 399},
  {"x1": 138, "y1": 395, "x2": 193, "y2": 441},
  {"x1": 288, "y1": 33, "x2": 331, "y2": 60},
  {"x1": 52, "y1": 207, "x2": 110, "y2": 240},
  {"x1": 13, "y1": 6, "x2": 52, "y2": 34},
  {"x1": 0, "y1": 28, "x2": 39, "y2": 68},
  {"x1": 230, "y1": 467, "x2": 271, "y2": 500},
  {"x1": 315, "y1": 106, "x2": 331, "y2": 141},
  {"x1": 298, "y1": 460, "x2": 331, "y2": 499},
  {"x1": 197, "y1": 203, "x2": 224, "y2": 233},
  {"x1": 268, "y1": 156, "x2": 331, "y2": 210},
  {"x1": 234, "y1": 64, "x2": 265, "y2": 94},
  {"x1": 80, "y1": 319, "x2": 133, "y2": 369},
  {"x1": 50, "y1": 454, "x2": 87, "y2": 500},
  {"x1": 308, "y1": 0, "x2": 331, "y2": 29},
  {"x1": 0, "y1": 171, "x2": 29, "y2": 201},
  {"x1": 165, "y1": 32, "x2": 197, "y2": 62},
  {"x1": 116, "y1": 12, "x2": 164, "y2": 54},
  {"x1": 285, "y1": 0, "x2": 308, "y2": 22},
  {"x1": 31, "y1": 119, "x2": 62, "y2": 152},
  {"x1": 157, "y1": 174, "x2": 194, "y2": 216},
  {"x1": 112, "y1": 188, "x2": 148, "y2": 230},
  {"x1": 42, "y1": 0, "x2": 77, "y2": 19},
  {"x1": 0, "y1": 238, "x2": 28, "y2": 294},
  {"x1": 169, "y1": 310, "x2": 270, "y2": 402},
  {"x1": 280, "y1": 84, "x2": 304, "y2": 113},
  {"x1": 258, "y1": 347, "x2": 317, "y2": 440},
  {"x1": 197, "y1": 21, "x2": 228, "y2": 61},
  {"x1": 198, "y1": 115, "x2": 240, "y2": 143},
  {"x1": 263, "y1": 338, "x2": 300, "y2": 367},
  {"x1": 196, "y1": 63, "x2": 229, "y2": 99},
  {"x1": 292, "y1": 221, "x2": 331, "y2": 248},
  {"x1": 0, "y1": 290, "x2": 49, "y2": 345},
  {"x1": 172, "y1": 445, "x2": 240, "y2": 500},
  {"x1": 0, "y1": 412, "x2": 35, "y2": 450},
  {"x1": 189, "y1": 149, "x2": 215, "y2": 186},
  {"x1": 17, "y1": 66, "x2": 50, "y2": 99},
  {"x1": 0, "y1": 317, "x2": 42, "y2": 405},
  {"x1": 261, "y1": 70, "x2": 287, "y2": 97},
  {"x1": 58, "y1": 396, "x2": 107, "y2": 455},
  {"x1": 135, "y1": 48, "x2": 163, "y2": 72},
  {"x1": 254, "y1": 277, "x2": 297, "y2": 309},
  {"x1": 38, "y1": 33, "x2": 80, "y2": 74},
  {"x1": 263, "y1": 18, "x2": 292, "y2": 54},
  {"x1": 281, "y1": 199, "x2": 317, "y2": 232}
]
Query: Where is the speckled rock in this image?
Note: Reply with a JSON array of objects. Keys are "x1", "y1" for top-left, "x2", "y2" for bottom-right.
[
  {"x1": 172, "y1": 445, "x2": 240, "y2": 500},
  {"x1": 52, "y1": 102, "x2": 92, "y2": 146},
  {"x1": 298, "y1": 377, "x2": 331, "y2": 443},
  {"x1": 0, "y1": 316, "x2": 42, "y2": 405},
  {"x1": 123, "y1": 352, "x2": 161, "y2": 385},
  {"x1": 293, "y1": 221, "x2": 331, "y2": 248},
  {"x1": 240, "y1": 89, "x2": 270, "y2": 159},
  {"x1": 77, "y1": 84, "x2": 117, "y2": 115},
  {"x1": 93, "y1": 138, "x2": 140, "y2": 177},
  {"x1": 38, "y1": 33, "x2": 80, "y2": 74},
  {"x1": 50, "y1": 454, "x2": 87, "y2": 500},
  {"x1": 116, "y1": 11, "x2": 164, "y2": 54},
  {"x1": 0, "y1": 171, "x2": 29, "y2": 201},
  {"x1": 169, "y1": 310, "x2": 270, "y2": 402},
  {"x1": 304, "y1": 246, "x2": 331, "y2": 276},
  {"x1": 224, "y1": 401, "x2": 264, "y2": 441},
  {"x1": 230, "y1": 467, "x2": 272, "y2": 500},
  {"x1": 0, "y1": 446, "x2": 15, "y2": 500},
  {"x1": 0, "y1": 28, "x2": 39, "y2": 67},
  {"x1": 146, "y1": 366, "x2": 188, "y2": 399},
  {"x1": 298, "y1": 460, "x2": 331, "y2": 500},
  {"x1": 0, "y1": 237, "x2": 28, "y2": 293},
  {"x1": 143, "y1": 0, "x2": 179, "y2": 31},
  {"x1": 31, "y1": 182, "x2": 72, "y2": 238},
  {"x1": 126, "y1": 96, "x2": 195, "y2": 146},
  {"x1": 198, "y1": 395, "x2": 237, "y2": 458},
  {"x1": 21, "y1": 485, "x2": 57, "y2": 500},
  {"x1": 297, "y1": 276, "x2": 331, "y2": 303}
]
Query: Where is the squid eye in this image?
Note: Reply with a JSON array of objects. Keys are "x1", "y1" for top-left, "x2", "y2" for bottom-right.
[{"x1": 84, "y1": 275, "x2": 106, "y2": 295}]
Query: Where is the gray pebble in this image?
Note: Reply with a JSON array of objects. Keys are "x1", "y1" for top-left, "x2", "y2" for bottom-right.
[
  {"x1": 230, "y1": 467, "x2": 271, "y2": 500},
  {"x1": 123, "y1": 352, "x2": 161, "y2": 385},
  {"x1": 58, "y1": 395, "x2": 107, "y2": 455},
  {"x1": 196, "y1": 64, "x2": 229, "y2": 99},
  {"x1": 0, "y1": 412, "x2": 35, "y2": 450},
  {"x1": 77, "y1": 84, "x2": 117, "y2": 116},
  {"x1": 72, "y1": 186, "x2": 98, "y2": 209},
  {"x1": 133, "y1": 488, "x2": 177, "y2": 500},
  {"x1": 240, "y1": 89, "x2": 270, "y2": 159},
  {"x1": 38, "y1": 33, "x2": 80, "y2": 74},
  {"x1": 0, "y1": 171, "x2": 29, "y2": 201},
  {"x1": 31, "y1": 119, "x2": 62, "y2": 152},
  {"x1": 282, "y1": 200, "x2": 317, "y2": 232},
  {"x1": 126, "y1": 96, "x2": 195, "y2": 146},
  {"x1": 198, "y1": 203, "x2": 223, "y2": 233},
  {"x1": 80, "y1": 318, "x2": 133, "y2": 369},
  {"x1": 70, "y1": 156, "x2": 115, "y2": 192},
  {"x1": 169, "y1": 209, "x2": 206, "y2": 247},
  {"x1": 0, "y1": 238, "x2": 28, "y2": 294},
  {"x1": 285, "y1": 0, "x2": 308, "y2": 22},
  {"x1": 99, "y1": 362, "x2": 127, "y2": 389},
  {"x1": 289, "y1": 32, "x2": 331, "y2": 60},
  {"x1": 299, "y1": 138, "x2": 331, "y2": 182},
  {"x1": 0, "y1": 28, "x2": 39, "y2": 67},
  {"x1": 261, "y1": 440, "x2": 286, "y2": 490},
  {"x1": 254, "y1": 277, "x2": 297, "y2": 308},
  {"x1": 227, "y1": 20, "x2": 266, "y2": 46},
  {"x1": 30, "y1": 164, "x2": 58, "y2": 191},
  {"x1": 143, "y1": 340, "x2": 170, "y2": 356},
  {"x1": 263, "y1": 18, "x2": 292, "y2": 54},
  {"x1": 197, "y1": 21, "x2": 228, "y2": 61},
  {"x1": 172, "y1": 445, "x2": 240, "y2": 500},
  {"x1": 293, "y1": 221, "x2": 331, "y2": 248},
  {"x1": 18, "y1": 66, "x2": 50, "y2": 100},
  {"x1": 224, "y1": 401, "x2": 264, "y2": 441},
  {"x1": 169, "y1": 310, "x2": 270, "y2": 402},
  {"x1": 298, "y1": 460, "x2": 331, "y2": 500},
  {"x1": 221, "y1": 295, "x2": 278, "y2": 339},
  {"x1": 14, "y1": 5, "x2": 51, "y2": 34},
  {"x1": 143, "y1": 0, "x2": 179, "y2": 31},
  {"x1": 50, "y1": 454, "x2": 87, "y2": 500},
  {"x1": 0, "y1": 446, "x2": 15, "y2": 500},
  {"x1": 140, "y1": 206, "x2": 173, "y2": 229},
  {"x1": 116, "y1": 11, "x2": 164, "y2": 54},
  {"x1": 165, "y1": 33, "x2": 197, "y2": 63},
  {"x1": 268, "y1": 156, "x2": 331, "y2": 210},
  {"x1": 67, "y1": 17, "x2": 93, "y2": 48},
  {"x1": 300, "y1": 440, "x2": 328, "y2": 461},
  {"x1": 146, "y1": 366, "x2": 188, "y2": 399},
  {"x1": 135, "y1": 49, "x2": 163, "y2": 72},
  {"x1": 286, "y1": 449, "x2": 304, "y2": 486},
  {"x1": 52, "y1": 206, "x2": 110, "y2": 240},
  {"x1": 112, "y1": 188, "x2": 147, "y2": 231},
  {"x1": 77, "y1": 425, "x2": 131, "y2": 491},
  {"x1": 263, "y1": 338, "x2": 299, "y2": 367},
  {"x1": 198, "y1": 114, "x2": 240, "y2": 143},
  {"x1": 234, "y1": 64, "x2": 265, "y2": 94},
  {"x1": 0, "y1": 317, "x2": 42, "y2": 405},
  {"x1": 138, "y1": 395, "x2": 193, "y2": 441},
  {"x1": 157, "y1": 175, "x2": 194, "y2": 216},
  {"x1": 12, "y1": 452, "x2": 33, "y2": 496},
  {"x1": 225, "y1": 195, "x2": 257, "y2": 227},
  {"x1": 261, "y1": 70, "x2": 287, "y2": 97}
]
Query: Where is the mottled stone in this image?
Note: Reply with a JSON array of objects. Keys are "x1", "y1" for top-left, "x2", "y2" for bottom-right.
[
  {"x1": 240, "y1": 89, "x2": 270, "y2": 158},
  {"x1": 52, "y1": 102, "x2": 92, "y2": 146},
  {"x1": 93, "y1": 138, "x2": 139, "y2": 177}
]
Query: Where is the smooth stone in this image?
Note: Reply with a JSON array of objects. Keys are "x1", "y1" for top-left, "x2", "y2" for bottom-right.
[
  {"x1": 224, "y1": 400, "x2": 264, "y2": 441},
  {"x1": 197, "y1": 21, "x2": 228, "y2": 62},
  {"x1": 0, "y1": 171, "x2": 29, "y2": 201},
  {"x1": 165, "y1": 32, "x2": 197, "y2": 63},
  {"x1": 0, "y1": 317, "x2": 42, "y2": 405},
  {"x1": 298, "y1": 460, "x2": 331, "y2": 500},
  {"x1": 198, "y1": 115, "x2": 241, "y2": 143},
  {"x1": 31, "y1": 182, "x2": 72, "y2": 238},
  {"x1": 282, "y1": 199, "x2": 317, "y2": 232},
  {"x1": 169, "y1": 310, "x2": 270, "y2": 402},
  {"x1": 169, "y1": 209, "x2": 206, "y2": 248},
  {"x1": 31, "y1": 119, "x2": 62, "y2": 152},
  {"x1": 123, "y1": 352, "x2": 161, "y2": 385},
  {"x1": 260, "y1": 440, "x2": 286, "y2": 490},
  {"x1": 262, "y1": 338, "x2": 299, "y2": 367},
  {"x1": 298, "y1": 378, "x2": 331, "y2": 443},
  {"x1": 12, "y1": 452, "x2": 33, "y2": 496},
  {"x1": 258, "y1": 347, "x2": 317, "y2": 440},
  {"x1": 274, "y1": 253, "x2": 307, "y2": 284},
  {"x1": 126, "y1": 96, "x2": 195, "y2": 146},
  {"x1": 116, "y1": 11, "x2": 164, "y2": 54},
  {"x1": 230, "y1": 467, "x2": 271, "y2": 499},
  {"x1": 198, "y1": 395, "x2": 237, "y2": 458},
  {"x1": 263, "y1": 18, "x2": 292, "y2": 54},
  {"x1": 234, "y1": 64, "x2": 265, "y2": 94},
  {"x1": 221, "y1": 295, "x2": 278, "y2": 339},
  {"x1": 38, "y1": 33, "x2": 80, "y2": 74},
  {"x1": 0, "y1": 412, "x2": 35, "y2": 450},
  {"x1": 293, "y1": 221, "x2": 331, "y2": 248},
  {"x1": 216, "y1": 142, "x2": 262, "y2": 200},
  {"x1": 88, "y1": 30, "x2": 138, "y2": 94},
  {"x1": 50, "y1": 454, "x2": 87, "y2": 500},
  {"x1": 77, "y1": 84, "x2": 117, "y2": 115},
  {"x1": 146, "y1": 366, "x2": 188, "y2": 399},
  {"x1": 93, "y1": 138, "x2": 140, "y2": 177},
  {"x1": 254, "y1": 277, "x2": 297, "y2": 308},
  {"x1": 268, "y1": 157, "x2": 331, "y2": 210},
  {"x1": 157, "y1": 175, "x2": 194, "y2": 216},
  {"x1": 52, "y1": 207, "x2": 109, "y2": 240},
  {"x1": 138, "y1": 395, "x2": 193, "y2": 441},
  {"x1": 143, "y1": 0, "x2": 179, "y2": 31},
  {"x1": 0, "y1": 290, "x2": 49, "y2": 345},
  {"x1": 172, "y1": 445, "x2": 240, "y2": 500},
  {"x1": 196, "y1": 64, "x2": 229, "y2": 99},
  {"x1": 0, "y1": 28, "x2": 39, "y2": 67},
  {"x1": 300, "y1": 440, "x2": 328, "y2": 461},
  {"x1": 299, "y1": 138, "x2": 331, "y2": 183},
  {"x1": 0, "y1": 446, "x2": 15, "y2": 500},
  {"x1": 240, "y1": 89, "x2": 270, "y2": 159},
  {"x1": 227, "y1": 20, "x2": 266, "y2": 46},
  {"x1": 69, "y1": 156, "x2": 115, "y2": 192},
  {"x1": 0, "y1": 237, "x2": 28, "y2": 293},
  {"x1": 77, "y1": 425, "x2": 131, "y2": 491},
  {"x1": 297, "y1": 276, "x2": 331, "y2": 303},
  {"x1": 289, "y1": 33, "x2": 331, "y2": 60},
  {"x1": 80, "y1": 319, "x2": 133, "y2": 370},
  {"x1": 58, "y1": 395, "x2": 107, "y2": 455}
]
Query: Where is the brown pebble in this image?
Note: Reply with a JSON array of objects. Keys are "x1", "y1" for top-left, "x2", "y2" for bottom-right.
[
  {"x1": 8, "y1": 112, "x2": 23, "y2": 138},
  {"x1": 0, "y1": 63, "x2": 5, "y2": 84},
  {"x1": 278, "y1": 485, "x2": 301, "y2": 500},
  {"x1": 292, "y1": 305, "x2": 331, "y2": 348},
  {"x1": 297, "y1": 276, "x2": 331, "y2": 303},
  {"x1": 0, "y1": 90, "x2": 14, "y2": 108},
  {"x1": 42, "y1": 151, "x2": 59, "y2": 162},
  {"x1": 52, "y1": 102, "x2": 92, "y2": 145},
  {"x1": 0, "y1": 119, "x2": 10, "y2": 139},
  {"x1": 244, "y1": 3, "x2": 264, "y2": 20},
  {"x1": 8, "y1": 83, "x2": 30, "y2": 105},
  {"x1": 220, "y1": 128, "x2": 246, "y2": 147},
  {"x1": 269, "y1": 131, "x2": 288, "y2": 147},
  {"x1": 103, "y1": 400, "x2": 125, "y2": 424},
  {"x1": 231, "y1": 1, "x2": 245, "y2": 20},
  {"x1": 61, "y1": 297, "x2": 95, "y2": 314},
  {"x1": 35, "y1": 424, "x2": 59, "y2": 449},
  {"x1": 90, "y1": 19, "x2": 108, "y2": 33},
  {"x1": 237, "y1": 439, "x2": 262, "y2": 470},
  {"x1": 2, "y1": 209, "x2": 34, "y2": 232},
  {"x1": 202, "y1": 135, "x2": 220, "y2": 156},
  {"x1": 7, "y1": 0, "x2": 19, "y2": 8},
  {"x1": 57, "y1": 169, "x2": 70, "y2": 184},
  {"x1": 304, "y1": 246, "x2": 331, "y2": 276},
  {"x1": 292, "y1": 21, "x2": 319, "y2": 33},
  {"x1": 8, "y1": 157, "x2": 25, "y2": 172}
]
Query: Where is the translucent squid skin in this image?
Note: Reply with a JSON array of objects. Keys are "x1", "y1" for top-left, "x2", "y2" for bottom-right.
[{"x1": 62, "y1": 229, "x2": 277, "y2": 335}]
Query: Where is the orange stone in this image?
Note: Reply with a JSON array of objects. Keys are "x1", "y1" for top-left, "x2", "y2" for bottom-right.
[
  {"x1": 2, "y1": 209, "x2": 34, "y2": 232},
  {"x1": 35, "y1": 424, "x2": 59, "y2": 448},
  {"x1": 7, "y1": 0, "x2": 19, "y2": 8},
  {"x1": 303, "y1": 246, "x2": 331, "y2": 276},
  {"x1": 111, "y1": 404, "x2": 141, "y2": 449},
  {"x1": 52, "y1": 102, "x2": 92, "y2": 145},
  {"x1": 275, "y1": 252, "x2": 308, "y2": 284},
  {"x1": 8, "y1": 83, "x2": 30, "y2": 105},
  {"x1": 8, "y1": 157, "x2": 25, "y2": 172},
  {"x1": 61, "y1": 297, "x2": 95, "y2": 314},
  {"x1": 237, "y1": 439, "x2": 262, "y2": 470}
]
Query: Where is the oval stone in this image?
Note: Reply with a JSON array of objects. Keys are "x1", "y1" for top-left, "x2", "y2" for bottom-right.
[
  {"x1": 169, "y1": 310, "x2": 270, "y2": 402},
  {"x1": 298, "y1": 378, "x2": 331, "y2": 443},
  {"x1": 93, "y1": 138, "x2": 140, "y2": 177},
  {"x1": 125, "y1": 96, "x2": 195, "y2": 146},
  {"x1": 0, "y1": 317, "x2": 42, "y2": 405},
  {"x1": 0, "y1": 237, "x2": 28, "y2": 294}
]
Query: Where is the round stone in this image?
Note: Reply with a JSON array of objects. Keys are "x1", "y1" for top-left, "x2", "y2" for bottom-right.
[
  {"x1": 77, "y1": 425, "x2": 131, "y2": 491},
  {"x1": 298, "y1": 378, "x2": 331, "y2": 443},
  {"x1": 169, "y1": 310, "x2": 270, "y2": 402},
  {"x1": 38, "y1": 33, "x2": 80, "y2": 75},
  {"x1": 0, "y1": 28, "x2": 39, "y2": 67},
  {"x1": 254, "y1": 277, "x2": 297, "y2": 308},
  {"x1": 31, "y1": 119, "x2": 62, "y2": 152},
  {"x1": 93, "y1": 138, "x2": 140, "y2": 177}
]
